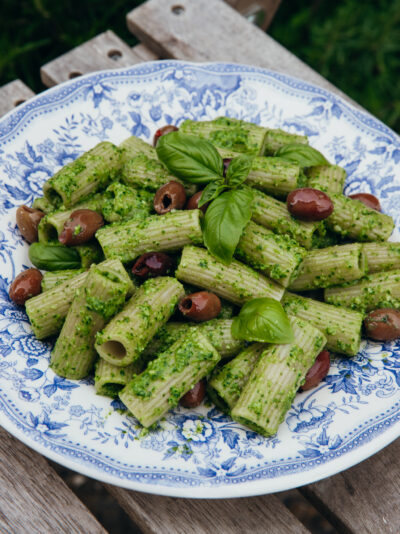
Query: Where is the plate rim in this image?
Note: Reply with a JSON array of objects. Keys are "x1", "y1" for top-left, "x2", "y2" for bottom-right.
[{"x1": 0, "y1": 60, "x2": 399, "y2": 498}]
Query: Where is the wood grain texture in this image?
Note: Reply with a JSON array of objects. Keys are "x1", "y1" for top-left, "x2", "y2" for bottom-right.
[
  {"x1": 0, "y1": 428, "x2": 106, "y2": 534},
  {"x1": 126, "y1": 0, "x2": 359, "y2": 107},
  {"x1": 107, "y1": 485, "x2": 311, "y2": 534},
  {"x1": 132, "y1": 43, "x2": 159, "y2": 61},
  {"x1": 225, "y1": 0, "x2": 282, "y2": 29},
  {"x1": 40, "y1": 30, "x2": 144, "y2": 87},
  {"x1": 0, "y1": 80, "x2": 35, "y2": 117},
  {"x1": 301, "y1": 438, "x2": 400, "y2": 534}
]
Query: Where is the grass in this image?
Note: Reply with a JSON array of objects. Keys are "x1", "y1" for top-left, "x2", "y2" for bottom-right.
[{"x1": 1, "y1": 0, "x2": 399, "y2": 132}]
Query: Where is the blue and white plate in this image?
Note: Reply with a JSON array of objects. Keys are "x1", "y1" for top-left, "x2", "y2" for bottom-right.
[{"x1": 0, "y1": 61, "x2": 399, "y2": 498}]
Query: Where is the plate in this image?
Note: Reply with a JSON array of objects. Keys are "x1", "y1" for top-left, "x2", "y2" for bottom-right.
[{"x1": 0, "y1": 61, "x2": 399, "y2": 498}]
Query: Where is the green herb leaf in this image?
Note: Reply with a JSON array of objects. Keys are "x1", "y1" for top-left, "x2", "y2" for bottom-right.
[
  {"x1": 226, "y1": 155, "x2": 254, "y2": 187},
  {"x1": 199, "y1": 179, "x2": 226, "y2": 207},
  {"x1": 156, "y1": 132, "x2": 224, "y2": 184},
  {"x1": 275, "y1": 143, "x2": 329, "y2": 167},
  {"x1": 203, "y1": 187, "x2": 253, "y2": 264},
  {"x1": 231, "y1": 297, "x2": 294, "y2": 343},
  {"x1": 29, "y1": 242, "x2": 81, "y2": 271}
]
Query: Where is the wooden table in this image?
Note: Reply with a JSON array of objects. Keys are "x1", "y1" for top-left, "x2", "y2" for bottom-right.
[{"x1": 0, "y1": 1, "x2": 399, "y2": 532}]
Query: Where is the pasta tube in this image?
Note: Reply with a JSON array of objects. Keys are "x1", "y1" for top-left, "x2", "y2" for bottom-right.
[
  {"x1": 176, "y1": 246, "x2": 284, "y2": 306},
  {"x1": 95, "y1": 277, "x2": 184, "y2": 367},
  {"x1": 306, "y1": 165, "x2": 346, "y2": 194},
  {"x1": 96, "y1": 209, "x2": 203, "y2": 263},
  {"x1": 363, "y1": 242, "x2": 400, "y2": 274},
  {"x1": 119, "y1": 330, "x2": 220, "y2": 427},
  {"x1": 231, "y1": 317, "x2": 326, "y2": 437},
  {"x1": 245, "y1": 157, "x2": 301, "y2": 197}
]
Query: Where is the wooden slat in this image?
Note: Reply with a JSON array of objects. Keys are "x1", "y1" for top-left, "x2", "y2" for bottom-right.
[
  {"x1": 225, "y1": 0, "x2": 282, "y2": 29},
  {"x1": 301, "y1": 438, "x2": 400, "y2": 534},
  {"x1": 40, "y1": 30, "x2": 145, "y2": 87},
  {"x1": 0, "y1": 428, "x2": 106, "y2": 534},
  {"x1": 0, "y1": 80, "x2": 35, "y2": 117},
  {"x1": 132, "y1": 43, "x2": 159, "y2": 61},
  {"x1": 126, "y1": 0, "x2": 359, "y2": 107},
  {"x1": 107, "y1": 486, "x2": 311, "y2": 534}
]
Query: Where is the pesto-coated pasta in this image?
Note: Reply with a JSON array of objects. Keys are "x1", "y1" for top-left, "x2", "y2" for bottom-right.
[
  {"x1": 95, "y1": 277, "x2": 184, "y2": 367},
  {"x1": 43, "y1": 141, "x2": 121, "y2": 208},
  {"x1": 289, "y1": 243, "x2": 366, "y2": 291},
  {"x1": 324, "y1": 269, "x2": 400, "y2": 312},
  {"x1": 363, "y1": 242, "x2": 400, "y2": 274},
  {"x1": 306, "y1": 165, "x2": 346, "y2": 194},
  {"x1": 326, "y1": 194, "x2": 394, "y2": 242},
  {"x1": 236, "y1": 220, "x2": 307, "y2": 287},
  {"x1": 119, "y1": 330, "x2": 220, "y2": 427},
  {"x1": 50, "y1": 259, "x2": 133, "y2": 379},
  {"x1": 231, "y1": 317, "x2": 326, "y2": 437},
  {"x1": 176, "y1": 246, "x2": 284, "y2": 306},
  {"x1": 94, "y1": 359, "x2": 141, "y2": 398},
  {"x1": 282, "y1": 292, "x2": 363, "y2": 355},
  {"x1": 96, "y1": 209, "x2": 203, "y2": 263},
  {"x1": 251, "y1": 188, "x2": 322, "y2": 249},
  {"x1": 41, "y1": 269, "x2": 85, "y2": 292},
  {"x1": 101, "y1": 182, "x2": 153, "y2": 223},
  {"x1": 207, "y1": 343, "x2": 266, "y2": 413},
  {"x1": 262, "y1": 129, "x2": 308, "y2": 155},
  {"x1": 245, "y1": 157, "x2": 301, "y2": 197}
]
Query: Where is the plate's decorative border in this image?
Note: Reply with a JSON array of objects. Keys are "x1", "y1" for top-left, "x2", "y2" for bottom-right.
[{"x1": 0, "y1": 61, "x2": 399, "y2": 498}]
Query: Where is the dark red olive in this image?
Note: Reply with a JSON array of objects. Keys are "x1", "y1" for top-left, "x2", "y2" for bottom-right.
[
  {"x1": 185, "y1": 191, "x2": 209, "y2": 214},
  {"x1": 349, "y1": 193, "x2": 381, "y2": 212},
  {"x1": 59, "y1": 209, "x2": 104, "y2": 246},
  {"x1": 153, "y1": 181, "x2": 186, "y2": 214},
  {"x1": 16, "y1": 205, "x2": 45, "y2": 243},
  {"x1": 364, "y1": 308, "x2": 400, "y2": 341},
  {"x1": 287, "y1": 188, "x2": 334, "y2": 221},
  {"x1": 132, "y1": 252, "x2": 174, "y2": 279},
  {"x1": 153, "y1": 125, "x2": 179, "y2": 147},
  {"x1": 223, "y1": 158, "x2": 232, "y2": 177},
  {"x1": 179, "y1": 291, "x2": 221, "y2": 322},
  {"x1": 300, "y1": 350, "x2": 330, "y2": 391},
  {"x1": 180, "y1": 379, "x2": 206, "y2": 408},
  {"x1": 9, "y1": 268, "x2": 43, "y2": 306}
]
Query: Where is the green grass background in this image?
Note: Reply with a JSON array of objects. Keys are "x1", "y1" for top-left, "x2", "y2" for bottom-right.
[{"x1": 1, "y1": 0, "x2": 399, "y2": 132}]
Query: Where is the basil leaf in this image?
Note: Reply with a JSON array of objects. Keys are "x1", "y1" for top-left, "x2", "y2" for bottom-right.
[
  {"x1": 203, "y1": 187, "x2": 253, "y2": 264},
  {"x1": 199, "y1": 179, "x2": 226, "y2": 207},
  {"x1": 156, "y1": 132, "x2": 224, "y2": 184},
  {"x1": 231, "y1": 297, "x2": 294, "y2": 343},
  {"x1": 275, "y1": 143, "x2": 329, "y2": 167},
  {"x1": 226, "y1": 155, "x2": 254, "y2": 188},
  {"x1": 29, "y1": 242, "x2": 81, "y2": 271}
]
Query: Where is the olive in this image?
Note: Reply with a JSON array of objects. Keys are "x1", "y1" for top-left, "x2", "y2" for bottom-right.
[
  {"x1": 9, "y1": 268, "x2": 43, "y2": 306},
  {"x1": 180, "y1": 379, "x2": 206, "y2": 408},
  {"x1": 287, "y1": 188, "x2": 334, "y2": 221},
  {"x1": 153, "y1": 181, "x2": 186, "y2": 214},
  {"x1": 59, "y1": 209, "x2": 104, "y2": 246},
  {"x1": 132, "y1": 252, "x2": 174, "y2": 279},
  {"x1": 349, "y1": 193, "x2": 381, "y2": 212},
  {"x1": 300, "y1": 350, "x2": 330, "y2": 391},
  {"x1": 185, "y1": 191, "x2": 209, "y2": 213},
  {"x1": 16, "y1": 205, "x2": 45, "y2": 243},
  {"x1": 364, "y1": 308, "x2": 400, "y2": 341},
  {"x1": 153, "y1": 125, "x2": 179, "y2": 147},
  {"x1": 223, "y1": 158, "x2": 232, "y2": 177},
  {"x1": 179, "y1": 291, "x2": 221, "y2": 321}
]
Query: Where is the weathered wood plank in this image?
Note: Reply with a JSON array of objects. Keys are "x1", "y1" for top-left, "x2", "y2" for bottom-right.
[
  {"x1": 126, "y1": 0, "x2": 358, "y2": 107},
  {"x1": 225, "y1": 0, "x2": 282, "y2": 29},
  {"x1": 40, "y1": 30, "x2": 145, "y2": 87},
  {"x1": 301, "y1": 438, "x2": 400, "y2": 534},
  {"x1": 0, "y1": 428, "x2": 107, "y2": 534},
  {"x1": 107, "y1": 486, "x2": 311, "y2": 534},
  {"x1": 132, "y1": 43, "x2": 159, "y2": 61},
  {"x1": 0, "y1": 80, "x2": 35, "y2": 117}
]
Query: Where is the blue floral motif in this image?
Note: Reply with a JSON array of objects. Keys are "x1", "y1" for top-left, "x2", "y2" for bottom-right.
[{"x1": 0, "y1": 62, "x2": 399, "y2": 496}]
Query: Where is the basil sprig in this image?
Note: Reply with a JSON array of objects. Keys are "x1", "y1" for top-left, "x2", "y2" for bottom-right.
[
  {"x1": 231, "y1": 297, "x2": 294, "y2": 344},
  {"x1": 29, "y1": 242, "x2": 81, "y2": 271},
  {"x1": 156, "y1": 132, "x2": 223, "y2": 184},
  {"x1": 275, "y1": 143, "x2": 329, "y2": 167},
  {"x1": 203, "y1": 188, "x2": 253, "y2": 264},
  {"x1": 156, "y1": 132, "x2": 254, "y2": 264}
]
